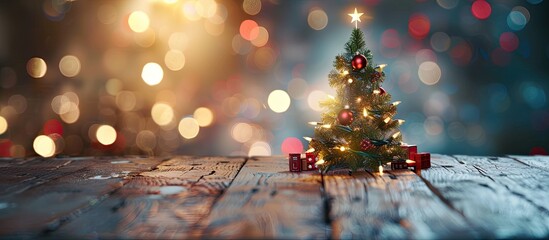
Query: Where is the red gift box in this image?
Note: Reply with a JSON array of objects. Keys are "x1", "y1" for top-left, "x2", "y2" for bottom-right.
[
  {"x1": 289, "y1": 153, "x2": 301, "y2": 172},
  {"x1": 401, "y1": 144, "x2": 417, "y2": 159},
  {"x1": 390, "y1": 159, "x2": 408, "y2": 170},
  {"x1": 305, "y1": 153, "x2": 318, "y2": 170},
  {"x1": 414, "y1": 152, "x2": 431, "y2": 169},
  {"x1": 301, "y1": 159, "x2": 308, "y2": 171}
]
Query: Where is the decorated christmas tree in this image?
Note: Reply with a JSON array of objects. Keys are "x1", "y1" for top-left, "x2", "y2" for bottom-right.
[{"x1": 306, "y1": 9, "x2": 405, "y2": 172}]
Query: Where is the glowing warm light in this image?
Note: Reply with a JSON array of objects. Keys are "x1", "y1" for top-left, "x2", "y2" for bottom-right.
[
  {"x1": 164, "y1": 50, "x2": 185, "y2": 71},
  {"x1": 248, "y1": 141, "x2": 271, "y2": 156},
  {"x1": 321, "y1": 124, "x2": 331, "y2": 129},
  {"x1": 151, "y1": 102, "x2": 174, "y2": 126},
  {"x1": 60, "y1": 103, "x2": 80, "y2": 124},
  {"x1": 398, "y1": 119, "x2": 406, "y2": 125},
  {"x1": 344, "y1": 105, "x2": 350, "y2": 109},
  {"x1": 27, "y1": 57, "x2": 47, "y2": 78},
  {"x1": 106, "y1": 78, "x2": 123, "y2": 96},
  {"x1": 136, "y1": 130, "x2": 156, "y2": 151},
  {"x1": 356, "y1": 98, "x2": 362, "y2": 103},
  {"x1": 141, "y1": 62, "x2": 164, "y2": 86},
  {"x1": 384, "y1": 117, "x2": 391, "y2": 123},
  {"x1": 392, "y1": 132, "x2": 401, "y2": 138},
  {"x1": 243, "y1": 0, "x2": 261, "y2": 15},
  {"x1": 303, "y1": 137, "x2": 312, "y2": 142},
  {"x1": 178, "y1": 117, "x2": 200, "y2": 139},
  {"x1": 348, "y1": 8, "x2": 363, "y2": 28},
  {"x1": 96, "y1": 125, "x2": 117, "y2": 145},
  {"x1": 373, "y1": 89, "x2": 381, "y2": 94},
  {"x1": 268, "y1": 90, "x2": 291, "y2": 113},
  {"x1": 128, "y1": 11, "x2": 150, "y2": 33},
  {"x1": 308, "y1": 8, "x2": 328, "y2": 30},
  {"x1": 339, "y1": 146, "x2": 346, "y2": 152},
  {"x1": 231, "y1": 122, "x2": 253, "y2": 143},
  {"x1": 59, "y1": 55, "x2": 81, "y2": 77},
  {"x1": 348, "y1": 78, "x2": 353, "y2": 83},
  {"x1": 251, "y1": 27, "x2": 269, "y2": 47},
  {"x1": 418, "y1": 61, "x2": 442, "y2": 85},
  {"x1": 0, "y1": 116, "x2": 7, "y2": 134},
  {"x1": 392, "y1": 101, "x2": 402, "y2": 106},
  {"x1": 33, "y1": 135, "x2": 56, "y2": 157},
  {"x1": 168, "y1": 32, "x2": 189, "y2": 51},
  {"x1": 195, "y1": 0, "x2": 217, "y2": 18},
  {"x1": 363, "y1": 108, "x2": 368, "y2": 117},
  {"x1": 193, "y1": 107, "x2": 214, "y2": 127},
  {"x1": 134, "y1": 28, "x2": 156, "y2": 48},
  {"x1": 240, "y1": 20, "x2": 259, "y2": 41},
  {"x1": 379, "y1": 165, "x2": 384, "y2": 175},
  {"x1": 308, "y1": 122, "x2": 321, "y2": 126},
  {"x1": 342, "y1": 70, "x2": 349, "y2": 75},
  {"x1": 315, "y1": 159, "x2": 325, "y2": 166},
  {"x1": 115, "y1": 91, "x2": 137, "y2": 111},
  {"x1": 97, "y1": 4, "x2": 118, "y2": 25},
  {"x1": 471, "y1": 0, "x2": 491, "y2": 20},
  {"x1": 375, "y1": 64, "x2": 388, "y2": 72},
  {"x1": 306, "y1": 148, "x2": 315, "y2": 153}
]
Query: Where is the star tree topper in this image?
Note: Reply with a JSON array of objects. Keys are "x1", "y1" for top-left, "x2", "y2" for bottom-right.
[{"x1": 348, "y1": 8, "x2": 364, "y2": 29}]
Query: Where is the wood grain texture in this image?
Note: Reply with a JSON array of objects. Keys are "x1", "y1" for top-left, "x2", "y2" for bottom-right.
[
  {"x1": 200, "y1": 156, "x2": 329, "y2": 239},
  {"x1": 325, "y1": 168, "x2": 478, "y2": 239},
  {"x1": 421, "y1": 154, "x2": 549, "y2": 238},
  {"x1": 51, "y1": 156, "x2": 246, "y2": 239},
  {"x1": 508, "y1": 155, "x2": 549, "y2": 172},
  {"x1": 0, "y1": 156, "x2": 165, "y2": 238}
]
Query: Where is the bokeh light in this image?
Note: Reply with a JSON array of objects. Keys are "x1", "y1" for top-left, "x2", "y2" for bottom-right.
[
  {"x1": 430, "y1": 32, "x2": 451, "y2": 52},
  {"x1": 240, "y1": 20, "x2": 259, "y2": 41},
  {"x1": 231, "y1": 122, "x2": 253, "y2": 143},
  {"x1": 96, "y1": 125, "x2": 117, "y2": 145},
  {"x1": 151, "y1": 102, "x2": 174, "y2": 126},
  {"x1": 26, "y1": 57, "x2": 47, "y2": 78},
  {"x1": 471, "y1": 0, "x2": 491, "y2": 20},
  {"x1": 136, "y1": 130, "x2": 156, "y2": 151},
  {"x1": 141, "y1": 62, "x2": 164, "y2": 86},
  {"x1": 128, "y1": 11, "x2": 150, "y2": 33},
  {"x1": 268, "y1": 90, "x2": 291, "y2": 113},
  {"x1": 307, "y1": 8, "x2": 328, "y2": 31},
  {"x1": 59, "y1": 55, "x2": 81, "y2": 77},
  {"x1": 408, "y1": 13, "x2": 430, "y2": 39},
  {"x1": 0, "y1": 116, "x2": 7, "y2": 135},
  {"x1": 193, "y1": 107, "x2": 214, "y2": 127},
  {"x1": 418, "y1": 61, "x2": 442, "y2": 85},
  {"x1": 33, "y1": 135, "x2": 56, "y2": 157},
  {"x1": 251, "y1": 27, "x2": 269, "y2": 47},
  {"x1": 507, "y1": 10, "x2": 528, "y2": 31},
  {"x1": 164, "y1": 50, "x2": 185, "y2": 71},
  {"x1": 499, "y1": 32, "x2": 519, "y2": 52},
  {"x1": 248, "y1": 141, "x2": 271, "y2": 156},
  {"x1": 307, "y1": 90, "x2": 329, "y2": 112},
  {"x1": 178, "y1": 117, "x2": 200, "y2": 139},
  {"x1": 281, "y1": 137, "x2": 304, "y2": 154},
  {"x1": 243, "y1": 0, "x2": 261, "y2": 15}
]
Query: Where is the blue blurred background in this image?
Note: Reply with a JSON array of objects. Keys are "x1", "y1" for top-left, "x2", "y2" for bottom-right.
[{"x1": 0, "y1": 0, "x2": 548, "y2": 157}]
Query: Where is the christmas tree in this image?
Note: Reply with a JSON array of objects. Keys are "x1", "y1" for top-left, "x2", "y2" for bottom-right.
[{"x1": 307, "y1": 9, "x2": 405, "y2": 172}]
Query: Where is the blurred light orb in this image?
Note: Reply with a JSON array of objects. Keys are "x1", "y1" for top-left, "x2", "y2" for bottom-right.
[
  {"x1": 408, "y1": 13, "x2": 430, "y2": 39},
  {"x1": 151, "y1": 102, "x2": 174, "y2": 126},
  {"x1": 0, "y1": 116, "x2": 7, "y2": 134},
  {"x1": 27, "y1": 57, "x2": 47, "y2": 78},
  {"x1": 232, "y1": 34, "x2": 252, "y2": 55},
  {"x1": 253, "y1": 47, "x2": 276, "y2": 70},
  {"x1": 307, "y1": 90, "x2": 329, "y2": 112},
  {"x1": 59, "y1": 55, "x2": 81, "y2": 77},
  {"x1": 168, "y1": 32, "x2": 189, "y2": 51},
  {"x1": 43, "y1": 119, "x2": 63, "y2": 135},
  {"x1": 240, "y1": 20, "x2": 259, "y2": 41},
  {"x1": 204, "y1": 17, "x2": 225, "y2": 36},
  {"x1": 96, "y1": 125, "x2": 117, "y2": 145},
  {"x1": 193, "y1": 107, "x2": 214, "y2": 127},
  {"x1": 436, "y1": 0, "x2": 459, "y2": 9},
  {"x1": 415, "y1": 49, "x2": 437, "y2": 65},
  {"x1": 164, "y1": 50, "x2": 185, "y2": 71},
  {"x1": 128, "y1": 11, "x2": 150, "y2": 33},
  {"x1": 178, "y1": 117, "x2": 200, "y2": 139},
  {"x1": 248, "y1": 141, "x2": 271, "y2": 156},
  {"x1": 507, "y1": 10, "x2": 527, "y2": 31},
  {"x1": 281, "y1": 137, "x2": 303, "y2": 155},
  {"x1": 251, "y1": 27, "x2": 269, "y2": 47},
  {"x1": 106, "y1": 78, "x2": 123, "y2": 96},
  {"x1": 195, "y1": 0, "x2": 217, "y2": 18},
  {"x1": 183, "y1": 1, "x2": 201, "y2": 21},
  {"x1": 424, "y1": 116, "x2": 444, "y2": 136},
  {"x1": 471, "y1": 0, "x2": 491, "y2": 20},
  {"x1": 307, "y1": 9, "x2": 328, "y2": 31},
  {"x1": 134, "y1": 28, "x2": 156, "y2": 48},
  {"x1": 418, "y1": 61, "x2": 442, "y2": 85},
  {"x1": 499, "y1": 32, "x2": 519, "y2": 52},
  {"x1": 430, "y1": 32, "x2": 451, "y2": 52},
  {"x1": 231, "y1": 122, "x2": 253, "y2": 143},
  {"x1": 136, "y1": 130, "x2": 156, "y2": 151},
  {"x1": 141, "y1": 62, "x2": 164, "y2": 86},
  {"x1": 116, "y1": 91, "x2": 137, "y2": 111},
  {"x1": 243, "y1": 0, "x2": 261, "y2": 15},
  {"x1": 60, "y1": 103, "x2": 80, "y2": 124},
  {"x1": 33, "y1": 135, "x2": 56, "y2": 157},
  {"x1": 268, "y1": 90, "x2": 291, "y2": 113}
]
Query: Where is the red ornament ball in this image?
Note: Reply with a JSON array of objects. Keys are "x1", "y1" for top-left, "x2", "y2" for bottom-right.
[
  {"x1": 378, "y1": 87, "x2": 386, "y2": 95},
  {"x1": 360, "y1": 139, "x2": 373, "y2": 151},
  {"x1": 337, "y1": 109, "x2": 354, "y2": 126},
  {"x1": 351, "y1": 54, "x2": 367, "y2": 71}
]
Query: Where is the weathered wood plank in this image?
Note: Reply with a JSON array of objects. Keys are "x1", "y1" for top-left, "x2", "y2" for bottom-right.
[
  {"x1": 508, "y1": 155, "x2": 549, "y2": 172},
  {"x1": 325, "y1": 168, "x2": 479, "y2": 239},
  {"x1": 0, "y1": 156, "x2": 165, "y2": 237},
  {"x1": 199, "y1": 156, "x2": 329, "y2": 239},
  {"x1": 51, "y1": 156, "x2": 246, "y2": 239},
  {"x1": 421, "y1": 154, "x2": 549, "y2": 238}
]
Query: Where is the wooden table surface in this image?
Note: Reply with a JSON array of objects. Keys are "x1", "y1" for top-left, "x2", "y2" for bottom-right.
[{"x1": 0, "y1": 154, "x2": 548, "y2": 239}]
